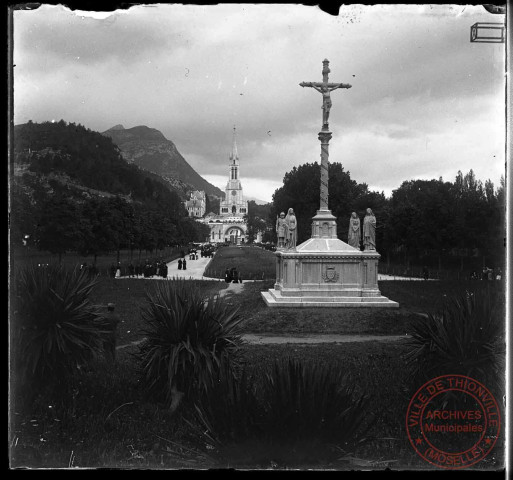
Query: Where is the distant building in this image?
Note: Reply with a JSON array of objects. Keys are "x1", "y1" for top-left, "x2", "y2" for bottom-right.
[
  {"x1": 207, "y1": 127, "x2": 248, "y2": 244},
  {"x1": 185, "y1": 190, "x2": 206, "y2": 218}
]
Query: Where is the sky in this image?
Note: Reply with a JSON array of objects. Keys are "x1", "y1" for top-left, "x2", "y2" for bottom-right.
[{"x1": 12, "y1": 3, "x2": 506, "y2": 203}]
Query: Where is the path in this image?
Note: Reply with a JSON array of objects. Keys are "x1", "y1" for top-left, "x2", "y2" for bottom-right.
[
  {"x1": 117, "y1": 256, "x2": 259, "y2": 288},
  {"x1": 165, "y1": 256, "x2": 248, "y2": 297},
  {"x1": 166, "y1": 255, "x2": 218, "y2": 281},
  {"x1": 115, "y1": 256, "x2": 219, "y2": 281},
  {"x1": 241, "y1": 333, "x2": 408, "y2": 345},
  {"x1": 117, "y1": 333, "x2": 407, "y2": 350},
  {"x1": 378, "y1": 274, "x2": 436, "y2": 281}
]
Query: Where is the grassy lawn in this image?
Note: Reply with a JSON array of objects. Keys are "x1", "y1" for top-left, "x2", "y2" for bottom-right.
[
  {"x1": 204, "y1": 245, "x2": 276, "y2": 280},
  {"x1": 9, "y1": 247, "x2": 505, "y2": 469},
  {"x1": 7, "y1": 342, "x2": 421, "y2": 469},
  {"x1": 90, "y1": 278, "x2": 430, "y2": 345},
  {"x1": 10, "y1": 339, "x2": 504, "y2": 469},
  {"x1": 89, "y1": 261, "x2": 501, "y2": 346},
  {"x1": 222, "y1": 279, "x2": 490, "y2": 337},
  {"x1": 10, "y1": 246, "x2": 184, "y2": 277},
  {"x1": 89, "y1": 277, "x2": 226, "y2": 347},
  {"x1": 225, "y1": 280, "x2": 414, "y2": 335}
]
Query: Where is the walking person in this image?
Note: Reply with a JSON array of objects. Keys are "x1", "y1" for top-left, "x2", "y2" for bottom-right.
[
  {"x1": 182, "y1": 259, "x2": 187, "y2": 270},
  {"x1": 161, "y1": 262, "x2": 168, "y2": 278},
  {"x1": 178, "y1": 258, "x2": 183, "y2": 270},
  {"x1": 144, "y1": 260, "x2": 151, "y2": 278},
  {"x1": 225, "y1": 267, "x2": 232, "y2": 283},
  {"x1": 231, "y1": 267, "x2": 239, "y2": 283}
]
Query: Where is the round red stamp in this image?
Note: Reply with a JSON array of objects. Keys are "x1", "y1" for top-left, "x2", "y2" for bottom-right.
[{"x1": 406, "y1": 374, "x2": 501, "y2": 469}]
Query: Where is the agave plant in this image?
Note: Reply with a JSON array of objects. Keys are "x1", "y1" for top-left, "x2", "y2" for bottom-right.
[
  {"x1": 404, "y1": 283, "x2": 505, "y2": 395},
  {"x1": 11, "y1": 264, "x2": 109, "y2": 400},
  {"x1": 193, "y1": 364, "x2": 262, "y2": 447},
  {"x1": 137, "y1": 279, "x2": 244, "y2": 409},
  {"x1": 192, "y1": 357, "x2": 375, "y2": 466},
  {"x1": 261, "y1": 358, "x2": 374, "y2": 446}
]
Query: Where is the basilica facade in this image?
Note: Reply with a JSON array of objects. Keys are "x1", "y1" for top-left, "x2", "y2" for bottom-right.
[
  {"x1": 185, "y1": 190, "x2": 206, "y2": 218},
  {"x1": 206, "y1": 128, "x2": 248, "y2": 244}
]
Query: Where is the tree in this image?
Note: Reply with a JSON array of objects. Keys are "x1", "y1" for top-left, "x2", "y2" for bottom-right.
[
  {"x1": 452, "y1": 170, "x2": 503, "y2": 268},
  {"x1": 386, "y1": 179, "x2": 454, "y2": 270},
  {"x1": 76, "y1": 198, "x2": 118, "y2": 263},
  {"x1": 36, "y1": 194, "x2": 81, "y2": 263},
  {"x1": 271, "y1": 162, "x2": 386, "y2": 245},
  {"x1": 246, "y1": 201, "x2": 271, "y2": 243},
  {"x1": 9, "y1": 177, "x2": 39, "y2": 249}
]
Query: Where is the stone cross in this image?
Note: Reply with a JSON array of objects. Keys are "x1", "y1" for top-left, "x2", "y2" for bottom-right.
[
  {"x1": 300, "y1": 59, "x2": 351, "y2": 211},
  {"x1": 300, "y1": 58, "x2": 351, "y2": 131}
]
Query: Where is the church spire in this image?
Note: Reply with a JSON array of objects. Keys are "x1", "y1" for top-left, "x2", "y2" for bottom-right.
[{"x1": 230, "y1": 125, "x2": 239, "y2": 162}]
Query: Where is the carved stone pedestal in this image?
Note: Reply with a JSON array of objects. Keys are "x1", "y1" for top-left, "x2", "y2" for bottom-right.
[{"x1": 261, "y1": 210, "x2": 399, "y2": 308}]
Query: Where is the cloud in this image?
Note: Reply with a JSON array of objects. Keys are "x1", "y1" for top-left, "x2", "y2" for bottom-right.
[
  {"x1": 204, "y1": 174, "x2": 281, "y2": 204},
  {"x1": 14, "y1": 5, "x2": 191, "y2": 70},
  {"x1": 13, "y1": 4, "x2": 505, "y2": 203}
]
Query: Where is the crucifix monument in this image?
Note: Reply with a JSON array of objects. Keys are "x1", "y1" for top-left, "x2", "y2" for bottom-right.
[
  {"x1": 300, "y1": 59, "x2": 352, "y2": 239},
  {"x1": 261, "y1": 59, "x2": 398, "y2": 308}
]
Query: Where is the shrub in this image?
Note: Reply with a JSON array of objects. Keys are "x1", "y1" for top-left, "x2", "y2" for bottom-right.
[
  {"x1": 403, "y1": 283, "x2": 505, "y2": 396},
  {"x1": 192, "y1": 358, "x2": 375, "y2": 466},
  {"x1": 136, "y1": 279, "x2": 244, "y2": 408},
  {"x1": 11, "y1": 264, "x2": 109, "y2": 403},
  {"x1": 261, "y1": 358, "x2": 374, "y2": 445},
  {"x1": 193, "y1": 364, "x2": 262, "y2": 446}
]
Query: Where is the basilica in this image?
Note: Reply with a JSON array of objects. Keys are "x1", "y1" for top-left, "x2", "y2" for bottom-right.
[
  {"x1": 185, "y1": 190, "x2": 206, "y2": 218},
  {"x1": 205, "y1": 128, "x2": 248, "y2": 244}
]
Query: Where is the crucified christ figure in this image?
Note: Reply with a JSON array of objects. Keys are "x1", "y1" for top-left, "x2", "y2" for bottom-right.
[
  {"x1": 300, "y1": 59, "x2": 351, "y2": 129},
  {"x1": 319, "y1": 84, "x2": 345, "y2": 126},
  {"x1": 300, "y1": 82, "x2": 352, "y2": 128}
]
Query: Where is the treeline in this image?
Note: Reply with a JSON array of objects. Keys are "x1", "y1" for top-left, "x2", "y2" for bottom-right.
[
  {"x1": 11, "y1": 176, "x2": 210, "y2": 263},
  {"x1": 11, "y1": 120, "x2": 211, "y2": 261},
  {"x1": 271, "y1": 163, "x2": 505, "y2": 272}
]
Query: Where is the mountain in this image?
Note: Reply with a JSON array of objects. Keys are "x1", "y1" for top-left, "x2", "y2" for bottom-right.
[
  {"x1": 12, "y1": 120, "x2": 186, "y2": 215},
  {"x1": 11, "y1": 120, "x2": 210, "y2": 255},
  {"x1": 102, "y1": 125, "x2": 223, "y2": 199},
  {"x1": 246, "y1": 196, "x2": 269, "y2": 205}
]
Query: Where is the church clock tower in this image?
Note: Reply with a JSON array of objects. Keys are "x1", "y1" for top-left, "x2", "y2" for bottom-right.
[
  {"x1": 220, "y1": 127, "x2": 248, "y2": 216},
  {"x1": 208, "y1": 127, "x2": 249, "y2": 244}
]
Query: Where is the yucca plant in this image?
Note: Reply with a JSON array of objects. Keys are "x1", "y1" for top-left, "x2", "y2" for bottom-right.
[
  {"x1": 192, "y1": 358, "x2": 375, "y2": 467},
  {"x1": 261, "y1": 358, "x2": 374, "y2": 446},
  {"x1": 193, "y1": 364, "x2": 262, "y2": 447},
  {"x1": 404, "y1": 283, "x2": 505, "y2": 396},
  {"x1": 137, "y1": 279, "x2": 244, "y2": 409},
  {"x1": 11, "y1": 264, "x2": 109, "y2": 402}
]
